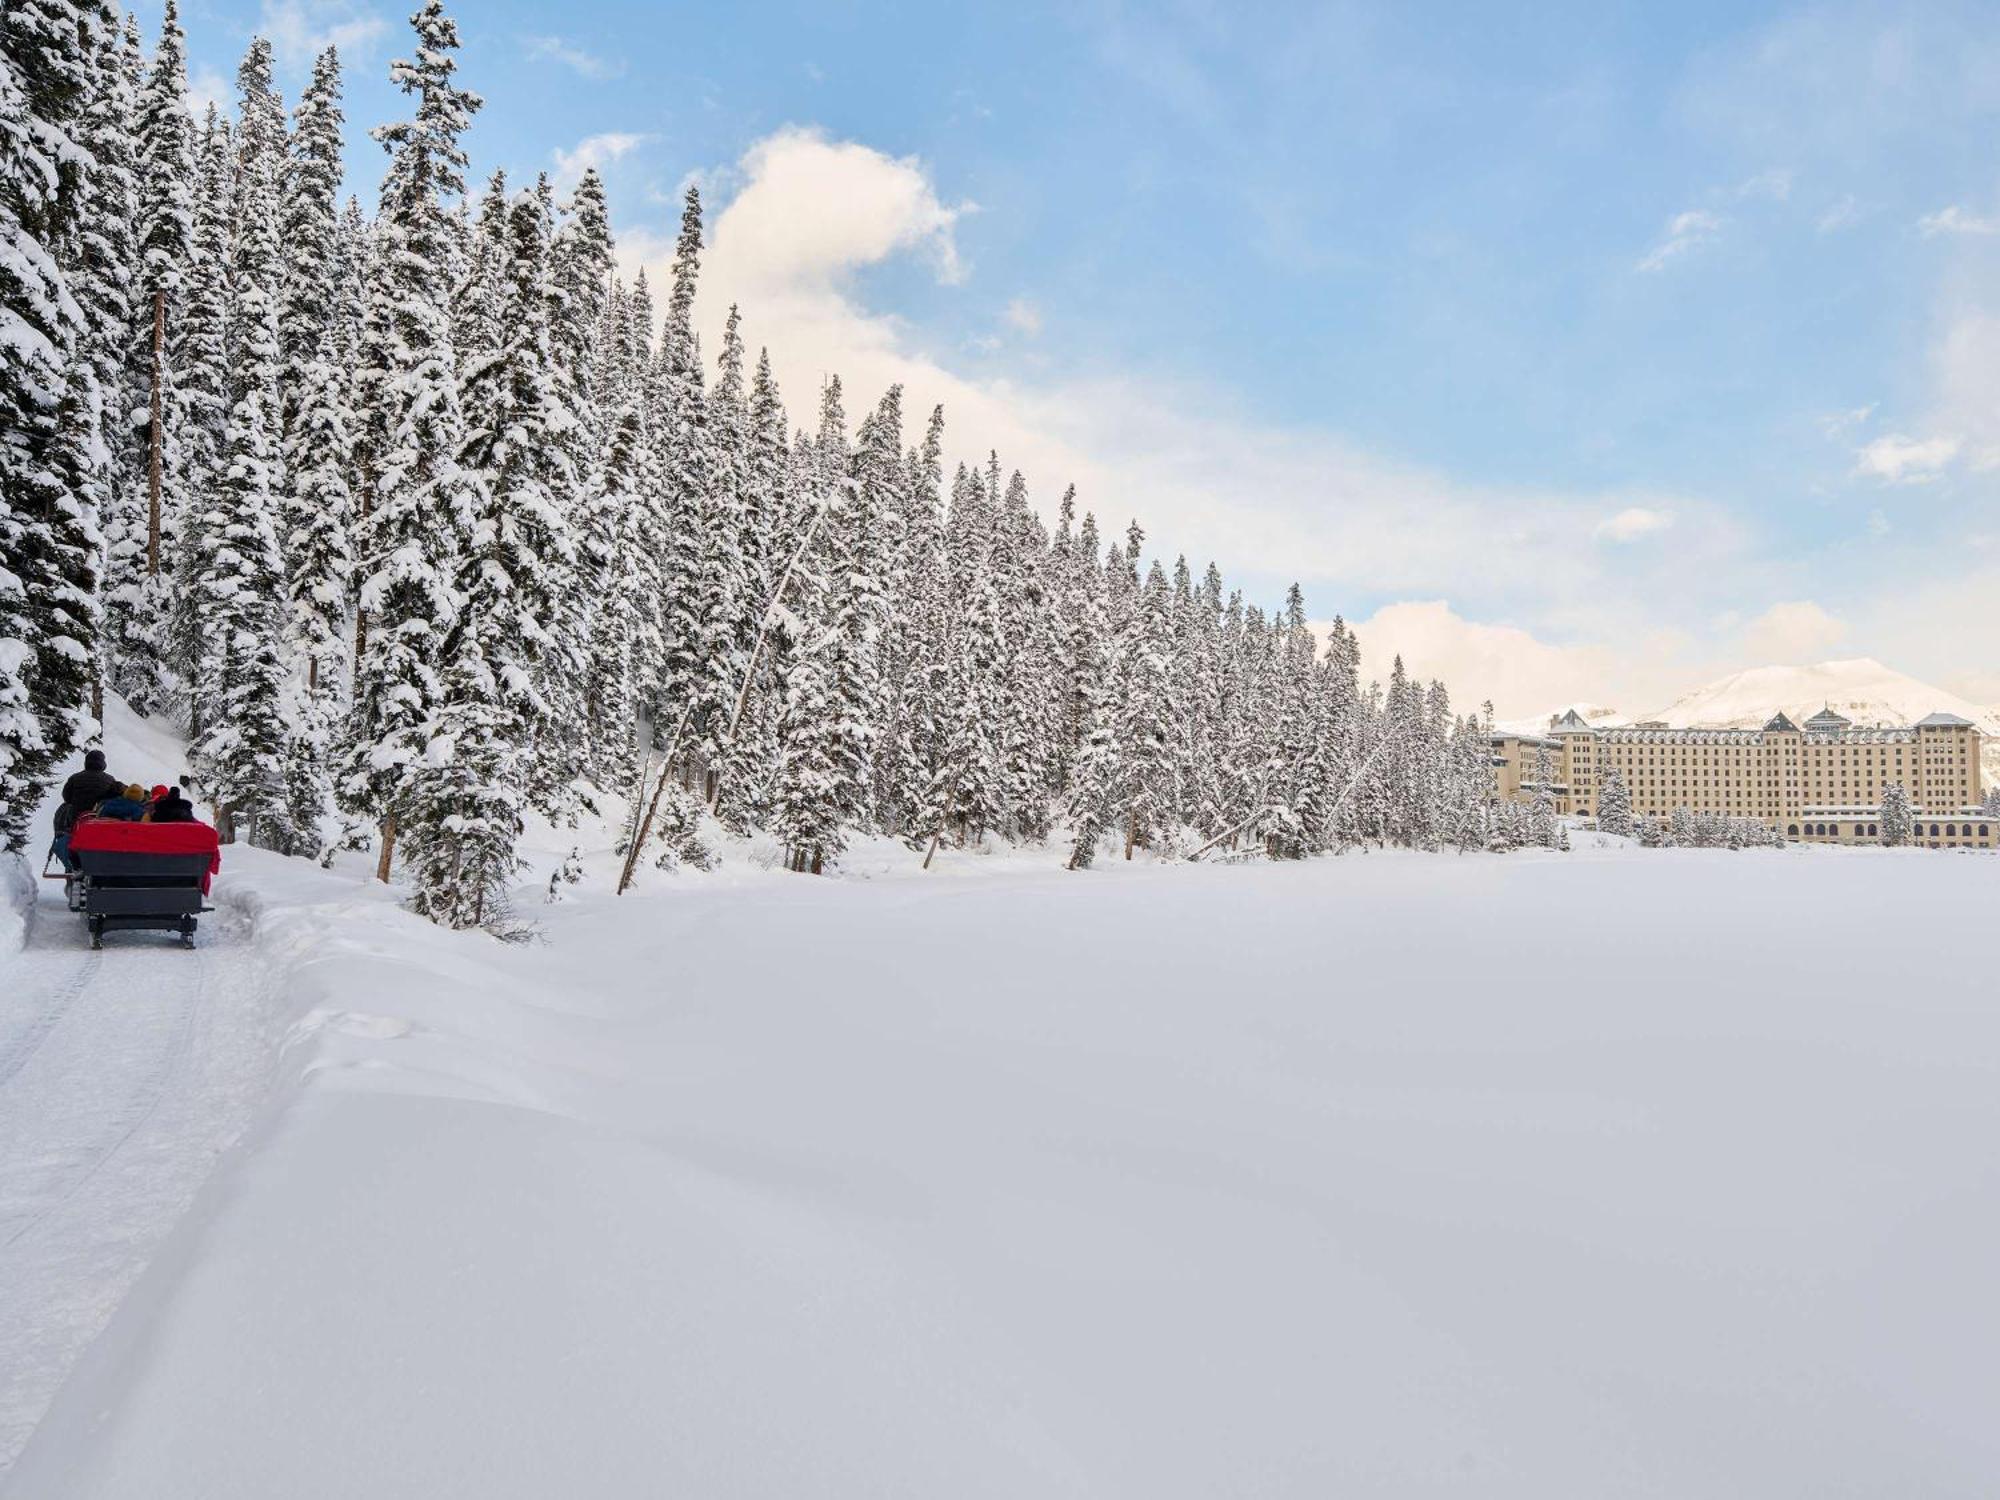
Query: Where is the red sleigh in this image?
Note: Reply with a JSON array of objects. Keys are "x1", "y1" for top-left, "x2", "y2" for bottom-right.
[{"x1": 64, "y1": 817, "x2": 222, "y2": 949}]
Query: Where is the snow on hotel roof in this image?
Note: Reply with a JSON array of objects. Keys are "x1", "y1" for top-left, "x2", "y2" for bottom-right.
[{"x1": 1582, "y1": 725, "x2": 1922, "y2": 745}]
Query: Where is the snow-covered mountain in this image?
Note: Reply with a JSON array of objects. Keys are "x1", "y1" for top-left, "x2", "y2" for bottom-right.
[{"x1": 1646, "y1": 658, "x2": 2000, "y2": 738}]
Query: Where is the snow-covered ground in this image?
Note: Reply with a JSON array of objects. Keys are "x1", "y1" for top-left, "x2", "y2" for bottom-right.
[{"x1": 5, "y1": 731, "x2": 2000, "y2": 1495}]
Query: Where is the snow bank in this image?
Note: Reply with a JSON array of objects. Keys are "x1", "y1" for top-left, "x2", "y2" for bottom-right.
[
  {"x1": 11, "y1": 837, "x2": 2000, "y2": 1497},
  {"x1": 0, "y1": 855, "x2": 30, "y2": 959}
]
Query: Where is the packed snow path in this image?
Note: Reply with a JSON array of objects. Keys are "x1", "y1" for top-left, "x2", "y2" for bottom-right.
[{"x1": 0, "y1": 889, "x2": 273, "y2": 1475}]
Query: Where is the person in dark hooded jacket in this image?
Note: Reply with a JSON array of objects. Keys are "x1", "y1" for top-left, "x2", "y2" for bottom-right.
[
  {"x1": 53, "y1": 750, "x2": 122, "y2": 871},
  {"x1": 61, "y1": 750, "x2": 121, "y2": 818}
]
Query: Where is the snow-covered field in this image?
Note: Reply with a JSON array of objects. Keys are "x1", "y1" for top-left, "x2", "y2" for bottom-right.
[{"x1": 5, "y1": 746, "x2": 2000, "y2": 1494}]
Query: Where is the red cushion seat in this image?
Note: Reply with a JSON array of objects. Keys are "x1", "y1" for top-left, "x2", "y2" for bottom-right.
[{"x1": 69, "y1": 817, "x2": 223, "y2": 890}]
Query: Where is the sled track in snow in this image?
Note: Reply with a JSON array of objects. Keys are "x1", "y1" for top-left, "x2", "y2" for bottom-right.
[
  {"x1": 0, "y1": 946, "x2": 208, "y2": 1253},
  {"x1": 0, "y1": 950, "x2": 101, "y2": 1094},
  {"x1": 1, "y1": 890, "x2": 269, "y2": 1479}
]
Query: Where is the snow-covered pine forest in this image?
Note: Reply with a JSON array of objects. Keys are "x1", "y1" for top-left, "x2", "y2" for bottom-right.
[{"x1": 2, "y1": 0, "x2": 1510, "y2": 930}]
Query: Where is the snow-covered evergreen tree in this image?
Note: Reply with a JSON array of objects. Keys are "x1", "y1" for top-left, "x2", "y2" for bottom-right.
[
  {"x1": 1063, "y1": 541, "x2": 1121, "y2": 870},
  {"x1": 191, "y1": 41, "x2": 298, "y2": 854},
  {"x1": 769, "y1": 534, "x2": 847, "y2": 874},
  {"x1": 104, "y1": 0, "x2": 194, "y2": 717},
  {"x1": 70, "y1": 9, "x2": 140, "y2": 721},
  {"x1": 1879, "y1": 781, "x2": 1913, "y2": 847},
  {"x1": 406, "y1": 181, "x2": 576, "y2": 924},
  {"x1": 0, "y1": 0, "x2": 101, "y2": 849},
  {"x1": 581, "y1": 400, "x2": 647, "y2": 791},
  {"x1": 713, "y1": 344, "x2": 790, "y2": 831},
  {"x1": 280, "y1": 47, "x2": 343, "y2": 440},
  {"x1": 1116, "y1": 556, "x2": 1176, "y2": 858},
  {"x1": 651, "y1": 186, "x2": 721, "y2": 783},
  {"x1": 1528, "y1": 738, "x2": 1560, "y2": 849},
  {"x1": 339, "y1": 0, "x2": 482, "y2": 887},
  {"x1": 1596, "y1": 767, "x2": 1633, "y2": 838},
  {"x1": 166, "y1": 106, "x2": 231, "y2": 728}
]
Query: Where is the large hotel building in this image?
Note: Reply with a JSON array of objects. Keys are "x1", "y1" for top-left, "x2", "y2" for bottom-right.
[{"x1": 1492, "y1": 707, "x2": 1995, "y2": 849}]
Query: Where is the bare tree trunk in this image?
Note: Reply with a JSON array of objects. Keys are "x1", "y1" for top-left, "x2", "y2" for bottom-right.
[
  {"x1": 922, "y1": 833, "x2": 941, "y2": 870},
  {"x1": 618, "y1": 704, "x2": 695, "y2": 895},
  {"x1": 1124, "y1": 812, "x2": 1136, "y2": 861},
  {"x1": 375, "y1": 812, "x2": 396, "y2": 884},
  {"x1": 147, "y1": 290, "x2": 164, "y2": 575}
]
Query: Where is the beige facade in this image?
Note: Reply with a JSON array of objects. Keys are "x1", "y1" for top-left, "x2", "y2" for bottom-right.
[{"x1": 1491, "y1": 707, "x2": 1989, "y2": 845}]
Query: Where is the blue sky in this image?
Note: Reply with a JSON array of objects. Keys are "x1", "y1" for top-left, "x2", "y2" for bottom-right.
[{"x1": 162, "y1": 0, "x2": 2000, "y2": 713}]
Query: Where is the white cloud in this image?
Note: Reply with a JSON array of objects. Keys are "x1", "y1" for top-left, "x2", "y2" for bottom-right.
[
  {"x1": 1919, "y1": 204, "x2": 2000, "y2": 237},
  {"x1": 258, "y1": 0, "x2": 386, "y2": 73},
  {"x1": 1739, "y1": 601, "x2": 1846, "y2": 663},
  {"x1": 1637, "y1": 209, "x2": 1723, "y2": 273},
  {"x1": 524, "y1": 34, "x2": 625, "y2": 80},
  {"x1": 1854, "y1": 432, "x2": 1960, "y2": 483},
  {"x1": 1817, "y1": 403, "x2": 1875, "y2": 438},
  {"x1": 1340, "y1": 598, "x2": 1866, "y2": 721},
  {"x1": 1002, "y1": 297, "x2": 1043, "y2": 337},
  {"x1": 182, "y1": 64, "x2": 230, "y2": 120},
  {"x1": 1736, "y1": 169, "x2": 1793, "y2": 201},
  {"x1": 553, "y1": 132, "x2": 652, "y2": 188},
  {"x1": 1593, "y1": 507, "x2": 1673, "y2": 544},
  {"x1": 1816, "y1": 195, "x2": 1861, "y2": 233},
  {"x1": 1343, "y1": 601, "x2": 1633, "y2": 718},
  {"x1": 702, "y1": 127, "x2": 971, "y2": 293}
]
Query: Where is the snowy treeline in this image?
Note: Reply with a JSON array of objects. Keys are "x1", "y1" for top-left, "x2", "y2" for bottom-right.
[
  {"x1": 2, "y1": 1, "x2": 1501, "y2": 927},
  {"x1": 1596, "y1": 770, "x2": 1783, "y2": 850},
  {"x1": 1635, "y1": 809, "x2": 1785, "y2": 850}
]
